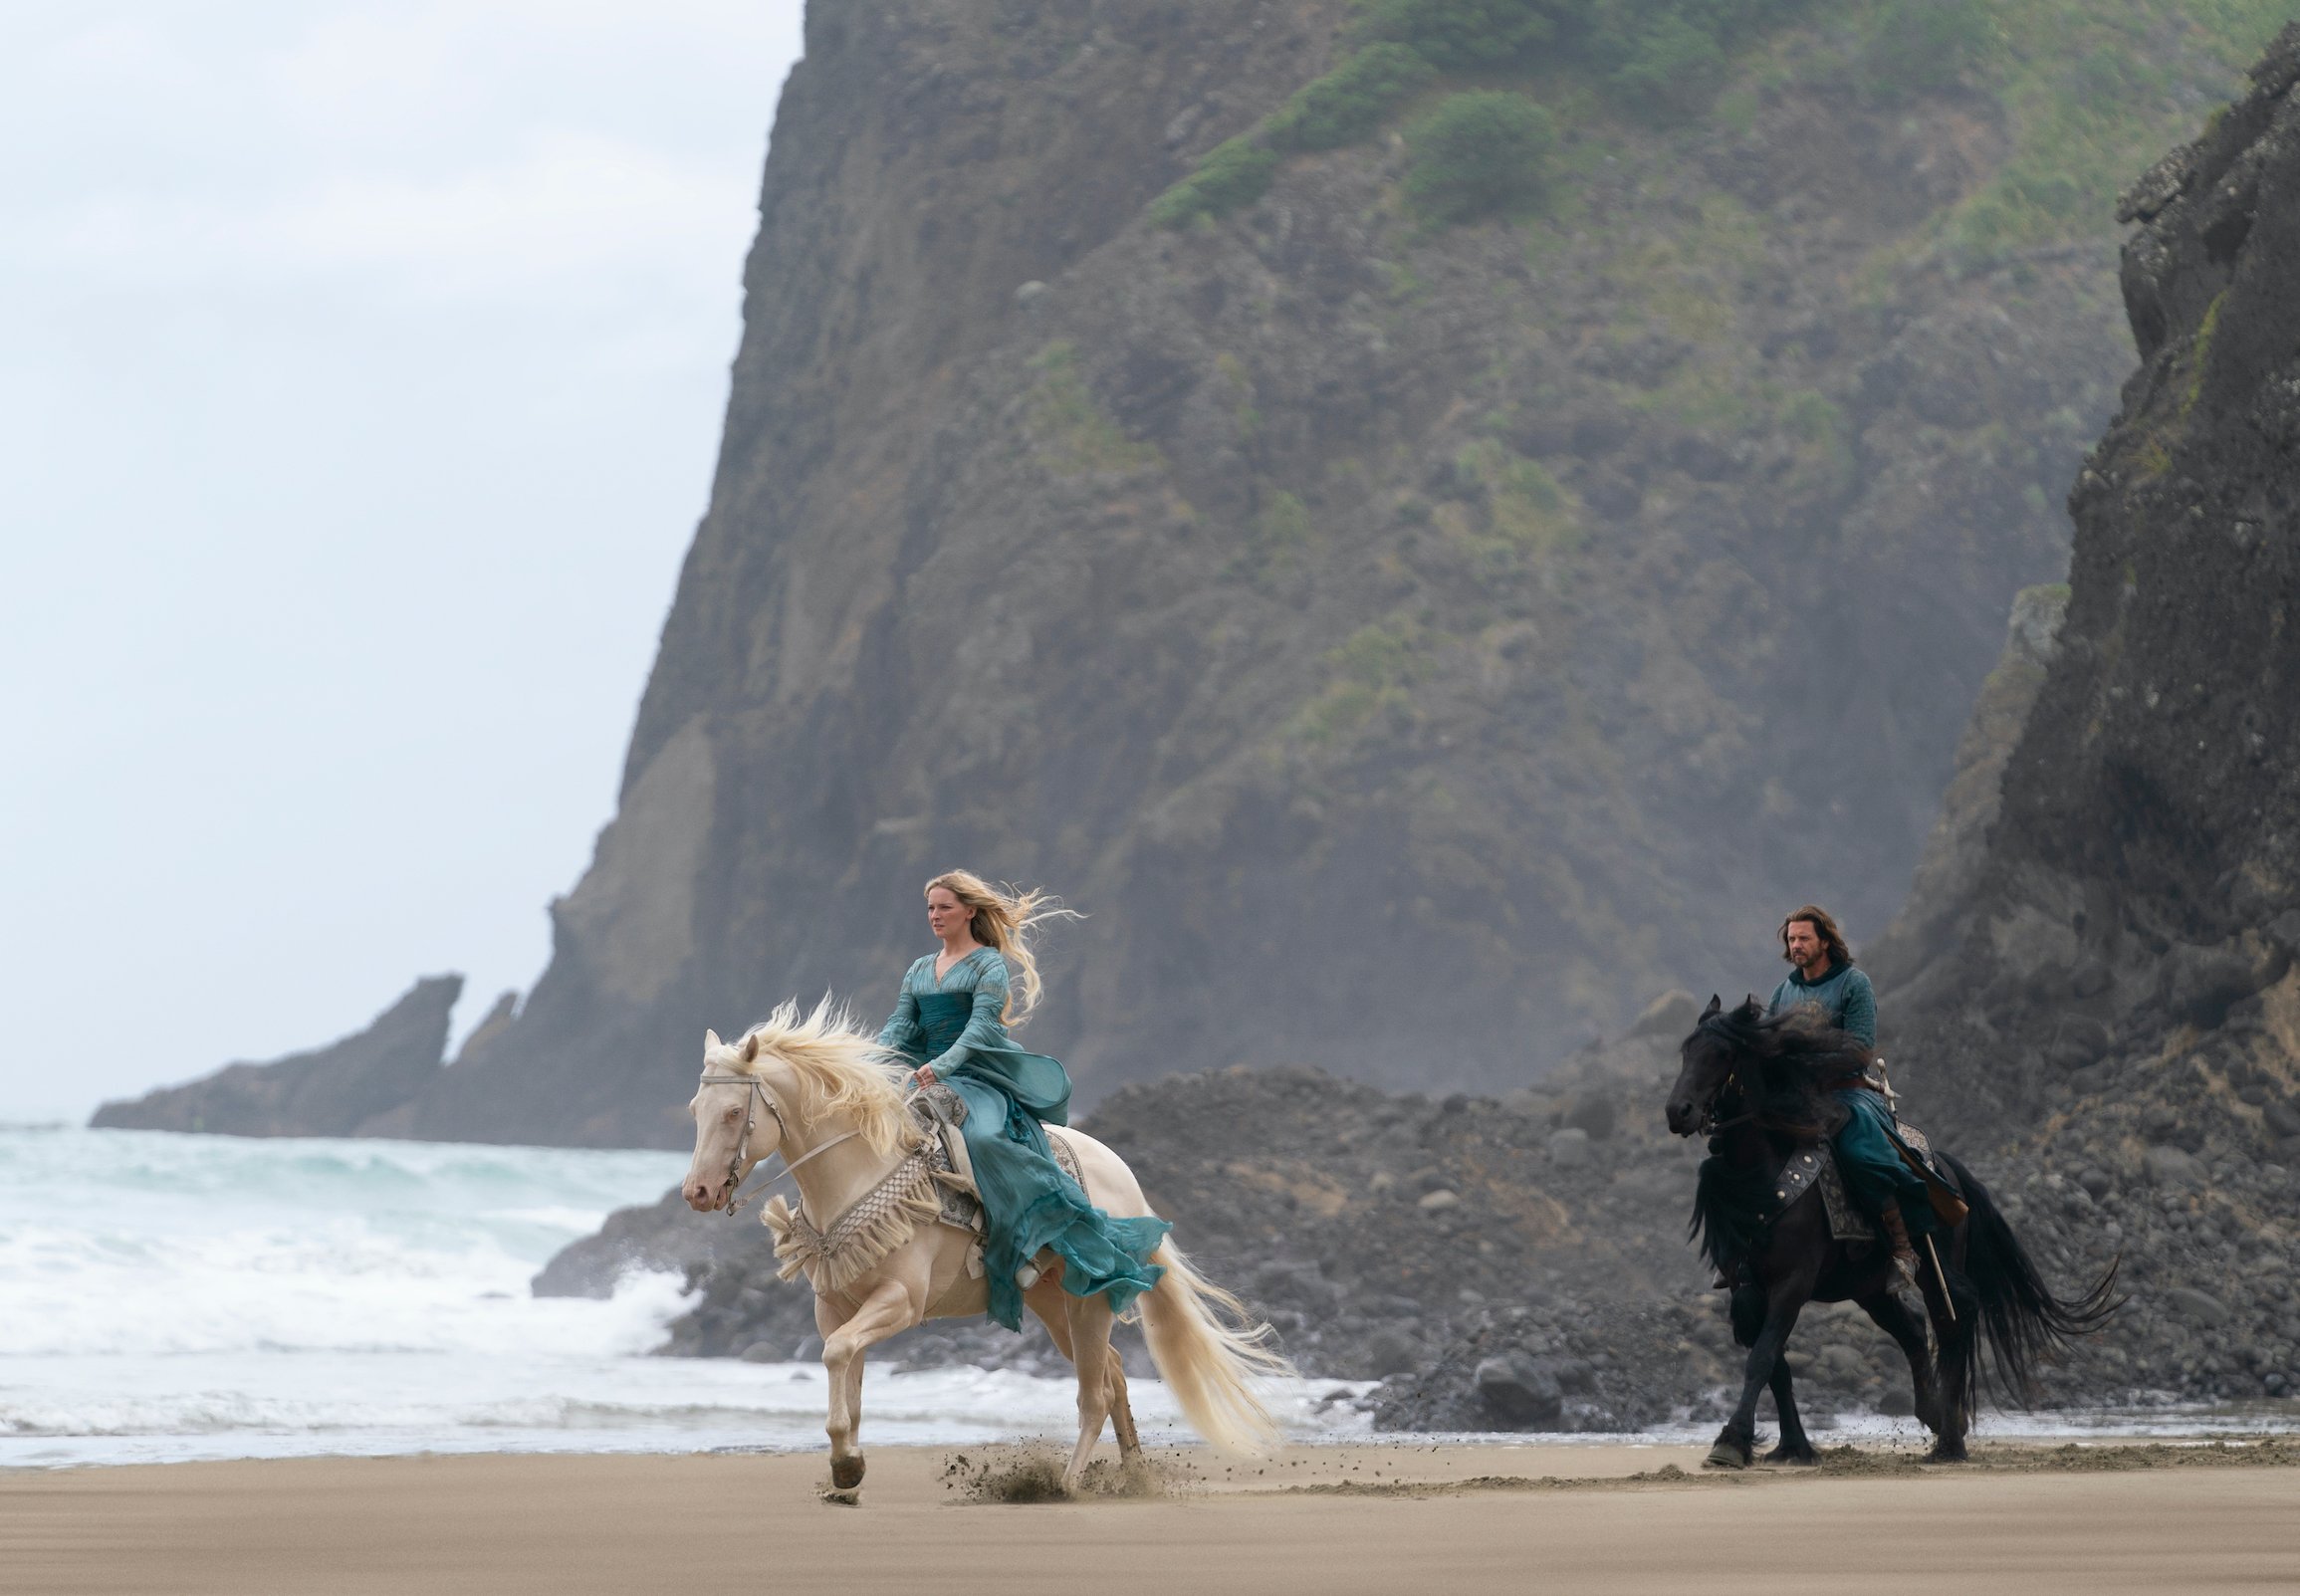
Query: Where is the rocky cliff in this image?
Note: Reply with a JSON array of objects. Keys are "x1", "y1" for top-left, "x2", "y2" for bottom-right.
[
  {"x1": 1871, "y1": 23, "x2": 2300, "y2": 1405},
  {"x1": 92, "y1": 977, "x2": 467, "y2": 1138},
  {"x1": 113, "y1": 3, "x2": 2289, "y2": 1147}
]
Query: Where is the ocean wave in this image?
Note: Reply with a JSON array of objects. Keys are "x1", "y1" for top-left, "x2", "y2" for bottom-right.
[{"x1": 0, "y1": 1127, "x2": 692, "y2": 1360}]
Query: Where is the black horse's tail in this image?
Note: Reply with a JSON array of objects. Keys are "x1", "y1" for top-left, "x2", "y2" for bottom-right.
[{"x1": 1938, "y1": 1152, "x2": 2123, "y2": 1414}]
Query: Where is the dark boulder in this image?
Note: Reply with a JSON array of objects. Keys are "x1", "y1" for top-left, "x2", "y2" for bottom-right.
[{"x1": 1474, "y1": 1353, "x2": 1565, "y2": 1427}]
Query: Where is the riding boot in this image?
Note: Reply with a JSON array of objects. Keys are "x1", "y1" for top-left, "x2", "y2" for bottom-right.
[{"x1": 1879, "y1": 1201, "x2": 1921, "y2": 1294}]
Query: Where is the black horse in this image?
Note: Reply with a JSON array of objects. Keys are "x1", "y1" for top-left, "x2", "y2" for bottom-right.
[{"x1": 1665, "y1": 996, "x2": 2120, "y2": 1467}]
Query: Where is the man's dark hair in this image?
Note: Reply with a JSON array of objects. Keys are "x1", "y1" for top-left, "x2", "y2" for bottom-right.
[{"x1": 1779, "y1": 905, "x2": 1853, "y2": 970}]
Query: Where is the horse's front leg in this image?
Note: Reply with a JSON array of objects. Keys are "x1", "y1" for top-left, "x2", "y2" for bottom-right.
[
  {"x1": 1762, "y1": 1353, "x2": 1817, "y2": 1465},
  {"x1": 1709, "y1": 1250, "x2": 1817, "y2": 1470},
  {"x1": 818, "y1": 1277, "x2": 919, "y2": 1502}
]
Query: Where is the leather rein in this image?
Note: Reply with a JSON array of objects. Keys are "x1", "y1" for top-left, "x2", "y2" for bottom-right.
[
  {"x1": 1701, "y1": 1055, "x2": 1882, "y2": 1137},
  {"x1": 698, "y1": 1073, "x2": 859, "y2": 1218}
]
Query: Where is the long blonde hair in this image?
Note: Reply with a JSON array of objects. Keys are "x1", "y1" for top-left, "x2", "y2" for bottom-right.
[{"x1": 924, "y1": 870, "x2": 1077, "y2": 1024}]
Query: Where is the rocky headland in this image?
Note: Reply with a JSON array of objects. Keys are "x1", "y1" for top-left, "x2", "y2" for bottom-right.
[
  {"x1": 98, "y1": 0, "x2": 2291, "y2": 1147},
  {"x1": 91, "y1": 977, "x2": 478, "y2": 1138}
]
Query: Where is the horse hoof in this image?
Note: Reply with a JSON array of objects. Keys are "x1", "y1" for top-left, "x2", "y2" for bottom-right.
[
  {"x1": 829, "y1": 1456, "x2": 865, "y2": 1490},
  {"x1": 1926, "y1": 1442, "x2": 1968, "y2": 1465},
  {"x1": 1761, "y1": 1447, "x2": 1818, "y2": 1467},
  {"x1": 1705, "y1": 1442, "x2": 1749, "y2": 1471},
  {"x1": 819, "y1": 1487, "x2": 861, "y2": 1506}
]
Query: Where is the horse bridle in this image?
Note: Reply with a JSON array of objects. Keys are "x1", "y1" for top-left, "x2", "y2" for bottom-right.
[
  {"x1": 697, "y1": 1073, "x2": 857, "y2": 1218},
  {"x1": 1698, "y1": 1054, "x2": 1757, "y2": 1135}
]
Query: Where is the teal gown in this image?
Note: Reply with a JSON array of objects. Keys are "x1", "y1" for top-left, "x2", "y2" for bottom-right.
[{"x1": 876, "y1": 948, "x2": 1169, "y2": 1331}]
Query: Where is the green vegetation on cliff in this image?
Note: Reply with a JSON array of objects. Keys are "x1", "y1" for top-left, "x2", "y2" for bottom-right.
[
  {"x1": 1153, "y1": 0, "x2": 2292, "y2": 241},
  {"x1": 1404, "y1": 92, "x2": 1557, "y2": 221},
  {"x1": 1266, "y1": 42, "x2": 1439, "y2": 152},
  {"x1": 1155, "y1": 0, "x2": 1824, "y2": 225},
  {"x1": 1949, "y1": 0, "x2": 2292, "y2": 255}
]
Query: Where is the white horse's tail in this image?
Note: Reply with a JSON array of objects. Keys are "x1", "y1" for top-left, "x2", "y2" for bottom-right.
[{"x1": 1137, "y1": 1239, "x2": 1294, "y2": 1456}]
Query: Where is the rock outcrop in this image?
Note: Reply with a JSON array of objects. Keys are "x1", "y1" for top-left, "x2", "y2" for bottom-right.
[
  {"x1": 1871, "y1": 24, "x2": 2300, "y2": 1405},
  {"x1": 93, "y1": 977, "x2": 462, "y2": 1138}
]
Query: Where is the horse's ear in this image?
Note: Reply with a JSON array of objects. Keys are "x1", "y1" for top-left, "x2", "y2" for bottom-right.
[
  {"x1": 1703, "y1": 994, "x2": 1722, "y2": 1019},
  {"x1": 705, "y1": 1027, "x2": 723, "y2": 1051},
  {"x1": 740, "y1": 1032, "x2": 760, "y2": 1063}
]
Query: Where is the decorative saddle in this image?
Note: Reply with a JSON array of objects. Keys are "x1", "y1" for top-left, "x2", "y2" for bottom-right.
[{"x1": 905, "y1": 1083, "x2": 1086, "y2": 1279}]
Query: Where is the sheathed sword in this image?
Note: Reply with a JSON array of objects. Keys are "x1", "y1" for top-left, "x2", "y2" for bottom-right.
[
  {"x1": 1874, "y1": 1052, "x2": 1955, "y2": 1315},
  {"x1": 1926, "y1": 1235, "x2": 1956, "y2": 1321}
]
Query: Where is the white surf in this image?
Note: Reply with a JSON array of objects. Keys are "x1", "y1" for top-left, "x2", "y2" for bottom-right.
[{"x1": 0, "y1": 1125, "x2": 1366, "y2": 1467}]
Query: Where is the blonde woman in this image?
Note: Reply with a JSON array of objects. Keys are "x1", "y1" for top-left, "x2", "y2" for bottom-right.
[{"x1": 876, "y1": 871, "x2": 1169, "y2": 1332}]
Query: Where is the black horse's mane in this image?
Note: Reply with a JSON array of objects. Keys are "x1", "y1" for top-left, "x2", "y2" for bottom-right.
[
  {"x1": 1697, "y1": 998, "x2": 1871, "y2": 1138},
  {"x1": 1687, "y1": 999, "x2": 1872, "y2": 1277}
]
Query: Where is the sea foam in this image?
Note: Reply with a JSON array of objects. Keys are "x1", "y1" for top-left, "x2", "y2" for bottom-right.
[{"x1": 0, "y1": 1126, "x2": 1367, "y2": 1466}]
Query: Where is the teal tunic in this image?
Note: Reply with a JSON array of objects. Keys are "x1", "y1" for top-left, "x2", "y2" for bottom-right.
[
  {"x1": 1766, "y1": 964, "x2": 1876, "y2": 1049},
  {"x1": 876, "y1": 949, "x2": 1169, "y2": 1330},
  {"x1": 1765, "y1": 962, "x2": 1934, "y2": 1234}
]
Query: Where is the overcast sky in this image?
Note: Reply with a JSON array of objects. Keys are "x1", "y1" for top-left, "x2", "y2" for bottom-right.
[{"x1": 2, "y1": 1, "x2": 806, "y2": 1122}]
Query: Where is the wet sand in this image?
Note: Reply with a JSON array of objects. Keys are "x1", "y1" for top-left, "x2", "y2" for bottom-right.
[{"x1": 7, "y1": 1438, "x2": 2297, "y2": 1595}]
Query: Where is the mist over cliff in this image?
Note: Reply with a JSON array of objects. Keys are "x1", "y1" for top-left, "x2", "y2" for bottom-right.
[{"x1": 100, "y1": 1, "x2": 2293, "y2": 1147}]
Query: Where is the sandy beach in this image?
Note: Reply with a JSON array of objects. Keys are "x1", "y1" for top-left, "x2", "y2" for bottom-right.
[{"x1": 7, "y1": 1438, "x2": 2297, "y2": 1596}]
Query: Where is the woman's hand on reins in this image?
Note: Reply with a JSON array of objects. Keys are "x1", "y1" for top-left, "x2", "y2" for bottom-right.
[{"x1": 913, "y1": 1064, "x2": 938, "y2": 1087}]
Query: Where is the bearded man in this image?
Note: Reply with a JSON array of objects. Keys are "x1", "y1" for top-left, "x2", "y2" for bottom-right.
[{"x1": 1766, "y1": 905, "x2": 1929, "y2": 1291}]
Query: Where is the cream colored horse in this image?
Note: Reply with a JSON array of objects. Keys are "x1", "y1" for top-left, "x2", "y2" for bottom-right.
[{"x1": 681, "y1": 1000, "x2": 1290, "y2": 1500}]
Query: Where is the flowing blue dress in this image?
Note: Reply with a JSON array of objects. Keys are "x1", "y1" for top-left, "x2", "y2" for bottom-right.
[{"x1": 876, "y1": 948, "x2": 1169, "y2": 1330}]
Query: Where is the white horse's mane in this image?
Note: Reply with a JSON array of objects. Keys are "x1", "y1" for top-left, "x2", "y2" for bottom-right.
[{"x1": 718, "y1": 997, "x2": 921, "y2": 1157}]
